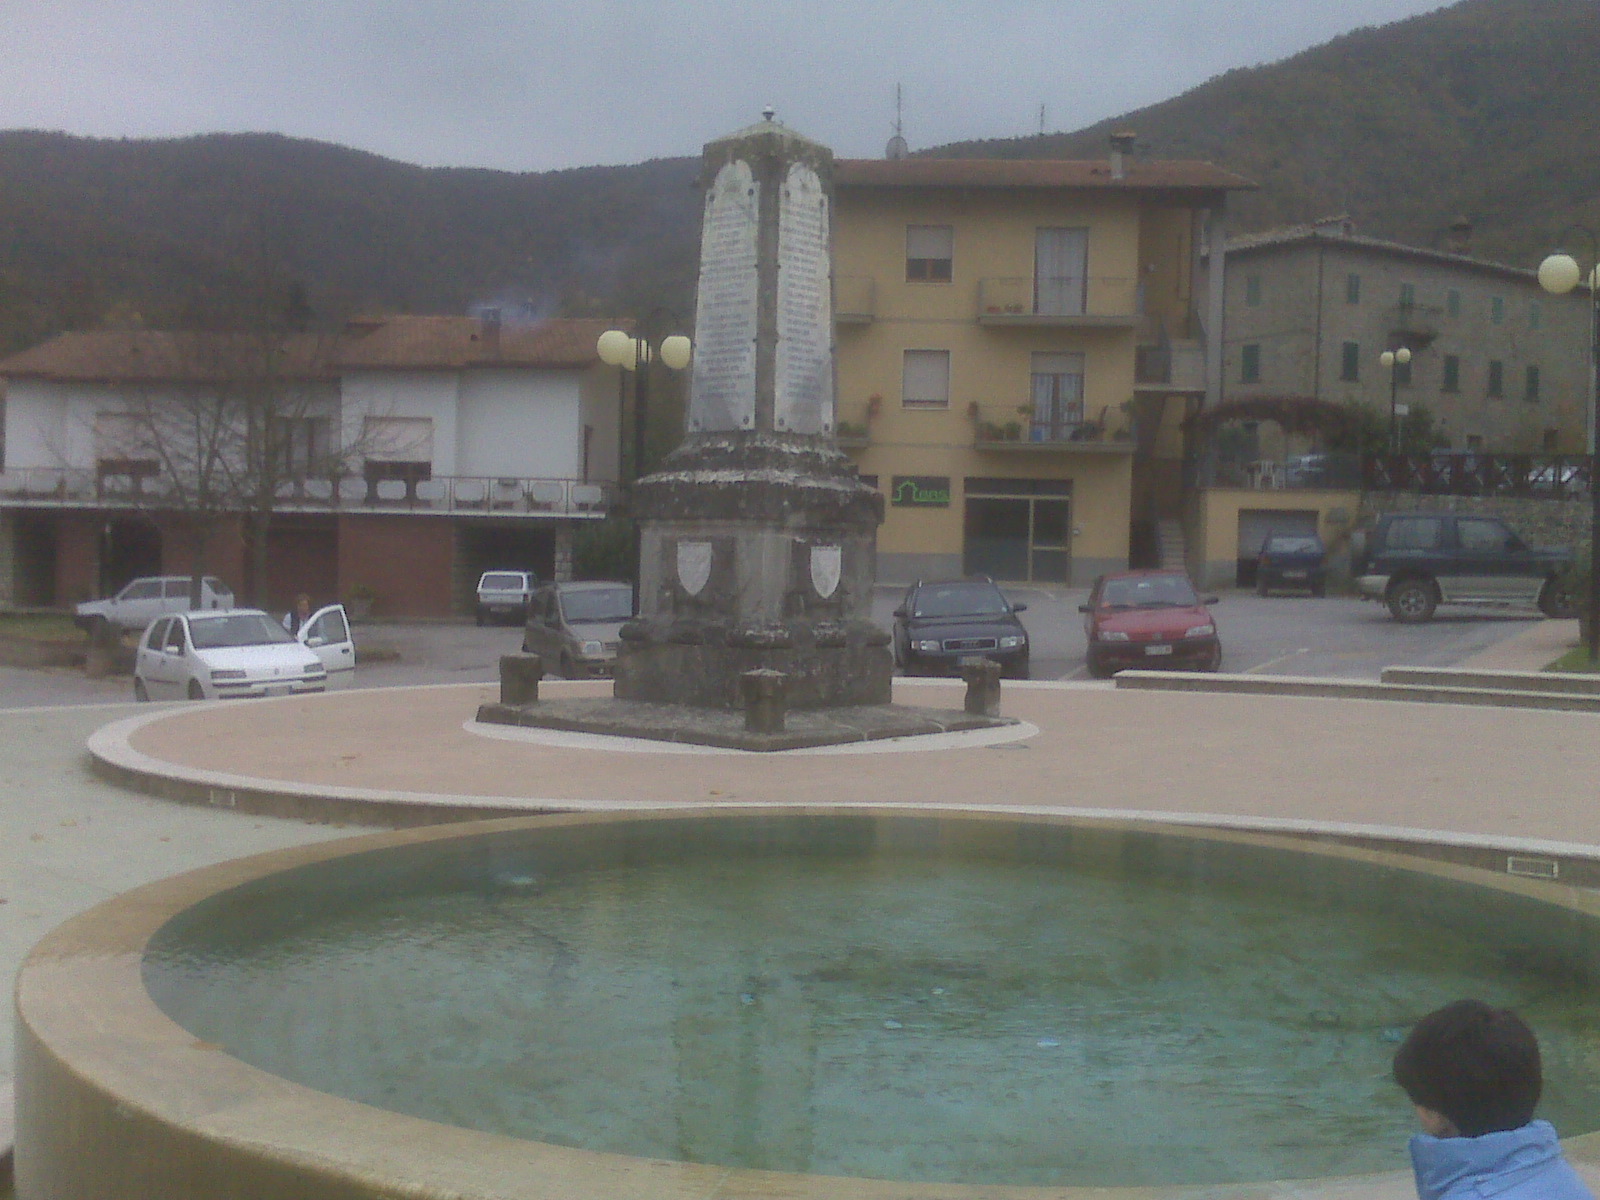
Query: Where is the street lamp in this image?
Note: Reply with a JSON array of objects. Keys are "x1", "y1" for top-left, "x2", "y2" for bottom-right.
[
  {"x1": 1379, "y1": 346, "x2": 1412, "y2": 454},
  {"x1": 1539, "y1": 229, "x2": 1600, "y2": 662},
  {"x1": 596, "y1": 322, "x2": 692, "y2": 582}
]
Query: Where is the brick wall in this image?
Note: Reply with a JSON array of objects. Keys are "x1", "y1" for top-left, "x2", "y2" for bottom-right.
[{"x1": 338, "y1": 515, "x2": 456, "y2": 618}]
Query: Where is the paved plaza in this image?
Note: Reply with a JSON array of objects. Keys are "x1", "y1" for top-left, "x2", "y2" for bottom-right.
[{"x1": 1, "y1": 615, "x2": 1594, "y2": 1186}]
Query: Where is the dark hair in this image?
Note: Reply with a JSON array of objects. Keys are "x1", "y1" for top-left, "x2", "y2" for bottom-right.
[{"x1": 1392, "y1": 1000, "x2": 1542, "y2": 1136}]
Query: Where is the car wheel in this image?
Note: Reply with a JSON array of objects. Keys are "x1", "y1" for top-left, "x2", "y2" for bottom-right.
[
  {"x1": 475, "y1": 605, "x2": 487, "y2": 627},
  {"x1": 1204, "y1": 644, "x2": 1223, "y2": 672},
  {"x1": 558, "y1": 653, "x2": 575, "y2": 679},
  {"x1": 1255, "y1": 576, "x2": 1269, "y2": 597},
  {"x1": 1311, "y1": 581, "x2": 1327, "y2": 599},
  {"x1": 892, "y1": 634, "x2": 906, "y2": 671},
  {"x1": 1539, "y1": 576, "x2": 1581, "y2": 619},
  {"x1": 1086, "y1": 653, "x2": 1114, "y2": 681},
  {"x1": 1004, "y1": 654, "x2": 1029, "y2": 681},
  {"x1": 1386, "y1": 578, "x2": 1438, "y2": 623},
  {"x1": 186, "y1": 679, "x2": 205, "y2": 701},
  {"x1": 133, "y1": 678, "x2": 150, "y2": 702}
]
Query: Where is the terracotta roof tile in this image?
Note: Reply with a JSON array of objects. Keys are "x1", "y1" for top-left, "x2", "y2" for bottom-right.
[
  {"x1": 835, "y1": 158, "x2": 1255, "y2": 192},
  {"x1": 0, "y1": 317, "x2": 629, "y2": 381}
]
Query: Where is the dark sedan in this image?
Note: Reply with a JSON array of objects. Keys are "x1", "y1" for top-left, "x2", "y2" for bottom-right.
[
  {"x1": 1256, "y1": 533, "x2": 1327, "y2": 597},
  {"x1": 891, "y1": 578, "x2": 1030, "y2": 679}
]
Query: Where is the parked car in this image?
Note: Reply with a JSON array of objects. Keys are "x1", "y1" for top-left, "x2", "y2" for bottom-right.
[
  {"x1": 75, "y1": 575, "x2": 234, "y2": 632},
  {"x1": 1255, "y1": 533, "x2": 1328, "y2": 597},
  {"x1": 1080, "y1": 569, "x2": 1221, "y2": 678},
  {"x1": 133, "y1": 605, "x2": 353, "y2": 701},
  {"x1": 1352, "y1": 512, "x2": 1576, "y2": 623},
  {"x1": 890, "y1": 578, "x2": 1030, "y2": 679},
  {"x1": 521, "y1": 581, "x2": 634, "y2": 678},
  {"x1": 476, "y1": 570, "x2": 539, "y2": 625}
]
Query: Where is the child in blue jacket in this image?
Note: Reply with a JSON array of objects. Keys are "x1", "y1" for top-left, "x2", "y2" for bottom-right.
[{"x1": 1393, "y1": 1000, "x2": 1595, "y2": 1200}]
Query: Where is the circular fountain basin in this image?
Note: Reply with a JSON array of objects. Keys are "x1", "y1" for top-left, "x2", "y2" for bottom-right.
[{"x1": 17, "y1": 808, "x2": 1600, "y2": 1200}]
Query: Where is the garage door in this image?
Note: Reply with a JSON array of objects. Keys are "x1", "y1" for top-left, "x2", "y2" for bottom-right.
[{"x1": 1236, "y1": 509, "x2": 1319, "y2": 586}]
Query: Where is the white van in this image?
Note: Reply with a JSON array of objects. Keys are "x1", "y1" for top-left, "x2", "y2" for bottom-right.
[{"x1": 75, "y1": 575, "x2": 235, "y2": 632}]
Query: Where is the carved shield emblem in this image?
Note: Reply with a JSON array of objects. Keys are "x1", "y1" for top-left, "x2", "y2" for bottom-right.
[
  {"x1": 810, "y1": 544, "x2": 842, "y2": 599},
  {"x1": 676, "y1": 540, "x2": 713, "y2": 597}
]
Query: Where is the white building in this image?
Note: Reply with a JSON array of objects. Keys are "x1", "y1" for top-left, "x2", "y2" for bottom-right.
[{"x1": 0, "y1": 314, "x2": 626, "y2": 616}]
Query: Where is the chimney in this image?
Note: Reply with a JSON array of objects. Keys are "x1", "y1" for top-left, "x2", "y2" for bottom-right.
[
  {"x1": 1108, "y1": 131, "x2": 1136, "y2": 181},
  {"x1": 1444, "y1": 216, "x2": 1474, "y2": 256},
  {"x1": 481, "y1": 307, "x2": 502, "y2": 357}
]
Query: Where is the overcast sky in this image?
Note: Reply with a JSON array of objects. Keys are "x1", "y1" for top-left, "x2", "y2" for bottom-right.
[{"x1": 3, "y1": 0, "x2": 1450, "y2": 174}]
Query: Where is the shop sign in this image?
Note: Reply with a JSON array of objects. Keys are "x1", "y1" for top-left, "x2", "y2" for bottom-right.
[{"x1": 890, "y1": 476, "x2": 952, "y2": 507}]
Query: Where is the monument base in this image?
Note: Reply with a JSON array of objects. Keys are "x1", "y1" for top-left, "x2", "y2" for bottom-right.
[
  {"x1": 614, "y1": 618, "x2": 892, "y2": 709},
  {"x1": 474, "y1": 696, "x2": 1016, "y2": 752}
]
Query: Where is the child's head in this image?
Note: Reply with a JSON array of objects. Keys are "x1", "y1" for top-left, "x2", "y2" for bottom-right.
[{"x1": 1392, "y1": 1000, "x2": 1542, "y2": 1137}]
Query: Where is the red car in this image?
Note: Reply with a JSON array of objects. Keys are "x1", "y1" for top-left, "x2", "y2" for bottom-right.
[{"x1": 1080, "y1": 569, "x2": 1222, "y2": 679}]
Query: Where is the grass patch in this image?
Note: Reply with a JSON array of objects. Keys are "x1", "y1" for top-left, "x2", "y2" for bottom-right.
[
  {"x1": 0, "y1": 612, "x2": 82, "y2": 642},
  {"x1": 1545, "y1": 646, "x2": 1600, "y2": 673}
]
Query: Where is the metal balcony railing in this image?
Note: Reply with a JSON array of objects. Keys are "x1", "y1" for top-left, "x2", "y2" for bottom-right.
[
  {"x1": 833, "y1": 275, "x2": 875, "y2": 323},
  {"x1": 0, "y1": 467, "x2": 616, "y2": 516},
  {"x1": 976, "y1": 276, "x2": 1140, "y2": 325}
]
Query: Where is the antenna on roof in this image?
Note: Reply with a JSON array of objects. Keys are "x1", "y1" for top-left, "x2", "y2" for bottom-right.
[
  {"x1": 1039, "y1": 104, "x2": 1047, "y2": 137},
  {"x1": 885, "y1": 83, "x2": 909, "y2": 160}
]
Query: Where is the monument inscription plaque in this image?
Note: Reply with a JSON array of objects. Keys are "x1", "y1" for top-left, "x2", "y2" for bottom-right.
[
  {"x1": 775, "y1": 161, "x2": 833, "y2": 436},
  {"x1": 688, "y1": 160, "x2": 759, "y2": 433}
]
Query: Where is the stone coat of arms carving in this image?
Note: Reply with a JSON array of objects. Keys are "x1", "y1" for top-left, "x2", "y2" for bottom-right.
[
  {"x1": 676, "y1": 540, "x2": 714, "y2": 597},
  {"x1": 809, "y1": 544, "x2": 842, "y2": 599}
]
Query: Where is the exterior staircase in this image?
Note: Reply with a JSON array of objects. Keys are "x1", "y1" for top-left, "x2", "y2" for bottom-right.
[{"x1": 1155, "y1": 519, "x2": 1188, "y2": 572}]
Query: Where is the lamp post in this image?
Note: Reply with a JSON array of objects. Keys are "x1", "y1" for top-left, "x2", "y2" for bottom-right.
[
  {"x1": 1539, "y1": 229, "x2": 1600, "y2": 662},
  {"x1": 1379, "y1": 346, "x2": 1412, "y2": 454},
  {"x1": 596, "y1": 323, "x2": 692, "y2": 582}
]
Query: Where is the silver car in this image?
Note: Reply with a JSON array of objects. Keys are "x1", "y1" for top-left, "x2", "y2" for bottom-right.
[{"x1": 521, "y1": 581, "x2": 633, "y2": 678}]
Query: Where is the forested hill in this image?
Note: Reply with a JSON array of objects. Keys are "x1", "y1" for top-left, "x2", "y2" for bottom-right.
[
  {"x1": 934, "y1": 0, "x2": 1600, "y2": 268},
  {"x1": 0, "y1": 130, "x2": 701, "y2": 354},
  {"x1": 0, "y1": 0, "x2": 1594, "y2": 356}
]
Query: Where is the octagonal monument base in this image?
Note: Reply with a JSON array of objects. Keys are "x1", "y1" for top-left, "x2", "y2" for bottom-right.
[{"x1": 474, "y1": 696, "x2": 1016, "y2": 752}]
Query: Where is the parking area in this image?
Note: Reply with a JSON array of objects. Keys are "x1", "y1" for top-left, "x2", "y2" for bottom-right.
[{"x1": 0, "y1": 586, "x2": 1569, "y2": 709}]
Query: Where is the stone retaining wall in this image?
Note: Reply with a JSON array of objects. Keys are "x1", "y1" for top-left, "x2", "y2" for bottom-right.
[{"x1": 1360, "y1": 492, "x2": 1592, "y2": 550}]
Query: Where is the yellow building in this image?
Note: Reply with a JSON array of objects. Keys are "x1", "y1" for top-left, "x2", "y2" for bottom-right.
[{"x1": 832, "y1": 152, "x2": 1253, "y2": 585}]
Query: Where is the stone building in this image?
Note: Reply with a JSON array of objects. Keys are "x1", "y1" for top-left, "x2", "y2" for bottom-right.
[{"x1": 1221, "y1": 217, "x2": 1591, "y2": 455}]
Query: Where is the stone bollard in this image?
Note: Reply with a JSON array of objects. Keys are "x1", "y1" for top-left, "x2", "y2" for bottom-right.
[
  {"x1": 500, "y1": 654, "x2": 542, "y2": 706},
  {"x1": 960, "y1": 656, "x2": 1003, "y2": 718},
  {"x1": 741, "y1": 668, "x2": 788, "y2": 734}
]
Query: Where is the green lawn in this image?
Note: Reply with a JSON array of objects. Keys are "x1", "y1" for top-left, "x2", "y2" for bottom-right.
[
  {"x1": 1545, "y1": 646, "x2": 1600, "y2": 673},
  {"x1": 0, "y1": 612, "x2": 82, "y2": 642}
]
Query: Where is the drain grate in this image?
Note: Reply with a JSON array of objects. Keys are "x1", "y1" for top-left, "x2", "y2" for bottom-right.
[{"x1": 1506, "y1": 855, "x2": 1559, "y2": 880}]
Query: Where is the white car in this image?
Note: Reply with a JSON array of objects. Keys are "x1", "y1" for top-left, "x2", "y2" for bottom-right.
[
  {"x1": 475, "y1": 570, "x2": 538, "y2": 625},
  {"x1": 133, "y1": 606, "x2": 355, "y2": 701},
  {"x1": 75, "y1": 575, "x2": 234, "y2": 632}
]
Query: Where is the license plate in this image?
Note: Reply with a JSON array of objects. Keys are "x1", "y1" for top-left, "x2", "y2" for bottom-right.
[
  {"x1": 1145, "y1": 644, "x2": 1174, "y2": 656},
  {"x1": 1284, "y1": 569, "x2": 1307, "y2": 579},
  {"x1": 265, "y1": 684, "x2": 291, "y2": 697}
]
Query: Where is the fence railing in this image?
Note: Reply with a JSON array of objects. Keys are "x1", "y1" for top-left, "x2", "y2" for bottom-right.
[
  {"x1": 1186, "y1": 452, "x2": 1594, "y2": 498},
  {"x1": 0, "y1": 467, "x2": 616, "y2": 516},
  {"x1": 976, "y1": 276, "x2": 1140, "y2": 322}
]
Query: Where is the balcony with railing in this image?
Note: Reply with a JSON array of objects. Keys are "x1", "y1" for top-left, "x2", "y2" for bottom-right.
[
  {"x1": 0, "y1": 466, "x2": 616, "y2": 517},
  {"x1": 1387, "y1": 300, "x2": 1443, "y2": 344},
  {"x1": 976, "y1": 276, "x2": 1140, "y2": 327},
  {"x1": 833, "y1": 275, "x2": 876, "y2": 324},
  {"x1": 969, "y1": 403, "x2": 1133, "y2": 453}
]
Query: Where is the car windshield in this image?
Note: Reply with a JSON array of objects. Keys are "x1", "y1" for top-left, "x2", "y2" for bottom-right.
[
  {"x1": 1265, "y1": 536, "x2": 1321, "y2": 553},
  {"x1": 561, "y1": 586, "x2": 633, "y2": 623},
  {"x1": 481, "y1": 574, "x2": 526, "y2": 589},
  {"x1": 912, "y1": 584, "x2": 1010, "y2": 618},
  {"x1": 1099, "y1": 575, "x2": 1199, "y2": 609},
  {"x1": 188, "y1": 613, "x2": 294, "y2": 649}
]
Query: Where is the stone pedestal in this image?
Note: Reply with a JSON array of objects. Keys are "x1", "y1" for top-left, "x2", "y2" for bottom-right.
[
  {"x1": 962, "y1": 657, "x2": 1004, "y2": 718},
  {"x1": 500, "y1": 654, "x2": 542, "y2": 706}
]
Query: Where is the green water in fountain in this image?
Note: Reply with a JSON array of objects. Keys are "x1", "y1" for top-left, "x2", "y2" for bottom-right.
[{"x1": 143, "y1": 817, "x2": 1600, "y2": 1187}]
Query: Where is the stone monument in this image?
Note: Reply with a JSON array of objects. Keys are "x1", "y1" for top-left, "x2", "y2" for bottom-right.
[
  {"x1": 613, "y1": 113, "x2": 890, "y2": 710},
  {"x1": 477, "y1": 114, "x2": 1012, "y2": 749}
]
